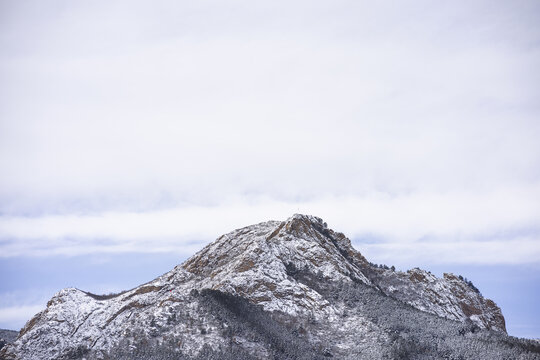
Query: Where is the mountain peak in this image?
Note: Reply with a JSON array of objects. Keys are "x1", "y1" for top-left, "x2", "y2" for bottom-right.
[
  {"x1": 182, "y1": 214, "x2": 371, "y2": 316},
  {"x1": 181, "y1": 214, "x2": 505, "y2": 332},
  {"x1": 284, "y1": 213, "x2": 325, "y2": 230},
  {"x1": 2, "y1": 214, "x2": 517, "y2": 360},
  {"x1": 280, "y1": 214, "x2": 330, "y2": 241}
]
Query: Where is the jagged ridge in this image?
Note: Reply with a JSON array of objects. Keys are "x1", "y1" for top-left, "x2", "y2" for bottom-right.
[{"x1": 2, "y1": 214, "x2": 532, "y2": 360}]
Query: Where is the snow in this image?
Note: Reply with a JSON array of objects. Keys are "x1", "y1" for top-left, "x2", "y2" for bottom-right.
[{"x1": 1, "y1": 214, "x2": 508, "y2": 359}]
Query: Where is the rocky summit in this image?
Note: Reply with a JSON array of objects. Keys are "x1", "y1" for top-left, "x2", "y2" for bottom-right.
[{"x1": 2, "y1": 214, "x2": 539, "y2": 360}]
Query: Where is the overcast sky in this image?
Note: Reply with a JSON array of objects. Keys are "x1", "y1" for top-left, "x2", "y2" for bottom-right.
[{"x1": 1, "y1": 0, "x2": 539, "y2": 338}]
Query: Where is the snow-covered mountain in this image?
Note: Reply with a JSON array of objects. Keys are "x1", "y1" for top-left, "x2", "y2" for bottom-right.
[{"x1": 1, "y1": 214, "x2": 538, "y2": 359}]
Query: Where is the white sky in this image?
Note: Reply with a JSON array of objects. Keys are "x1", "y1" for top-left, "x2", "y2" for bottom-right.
[{"x1": 1, "y1": 0, "x2": 539, "y2": 264}]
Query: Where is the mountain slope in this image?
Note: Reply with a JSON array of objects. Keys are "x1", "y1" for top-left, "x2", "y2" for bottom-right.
[
  {"x1": 0, "y1": 330, "x2": 18, "y2": 353},
  {"x1": 1, "y1": 214, "x2": 537, "y2": 360}
]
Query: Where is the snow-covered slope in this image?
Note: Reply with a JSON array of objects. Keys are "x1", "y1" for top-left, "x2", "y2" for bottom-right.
[
  {"x1": 0, "y1": 214, "x2": 524, "y2": 360},
  {"x1": 183, "y1": 214, "x2": 370, "y2": 317},
  {"x1": 370, "y1": 267, "x2": 506, "y2": 332}
]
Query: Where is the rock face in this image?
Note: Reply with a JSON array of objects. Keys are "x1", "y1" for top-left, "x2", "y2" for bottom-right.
[
  {"x1": 2, "y1": 214, "x2": 537, "y2": 360},
  {"x1": 371, "y1": 268, "x2": 506, "y2": 332},
  {"x1": 183, "y1": 215, "x2": 371, "y2": 317}
]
